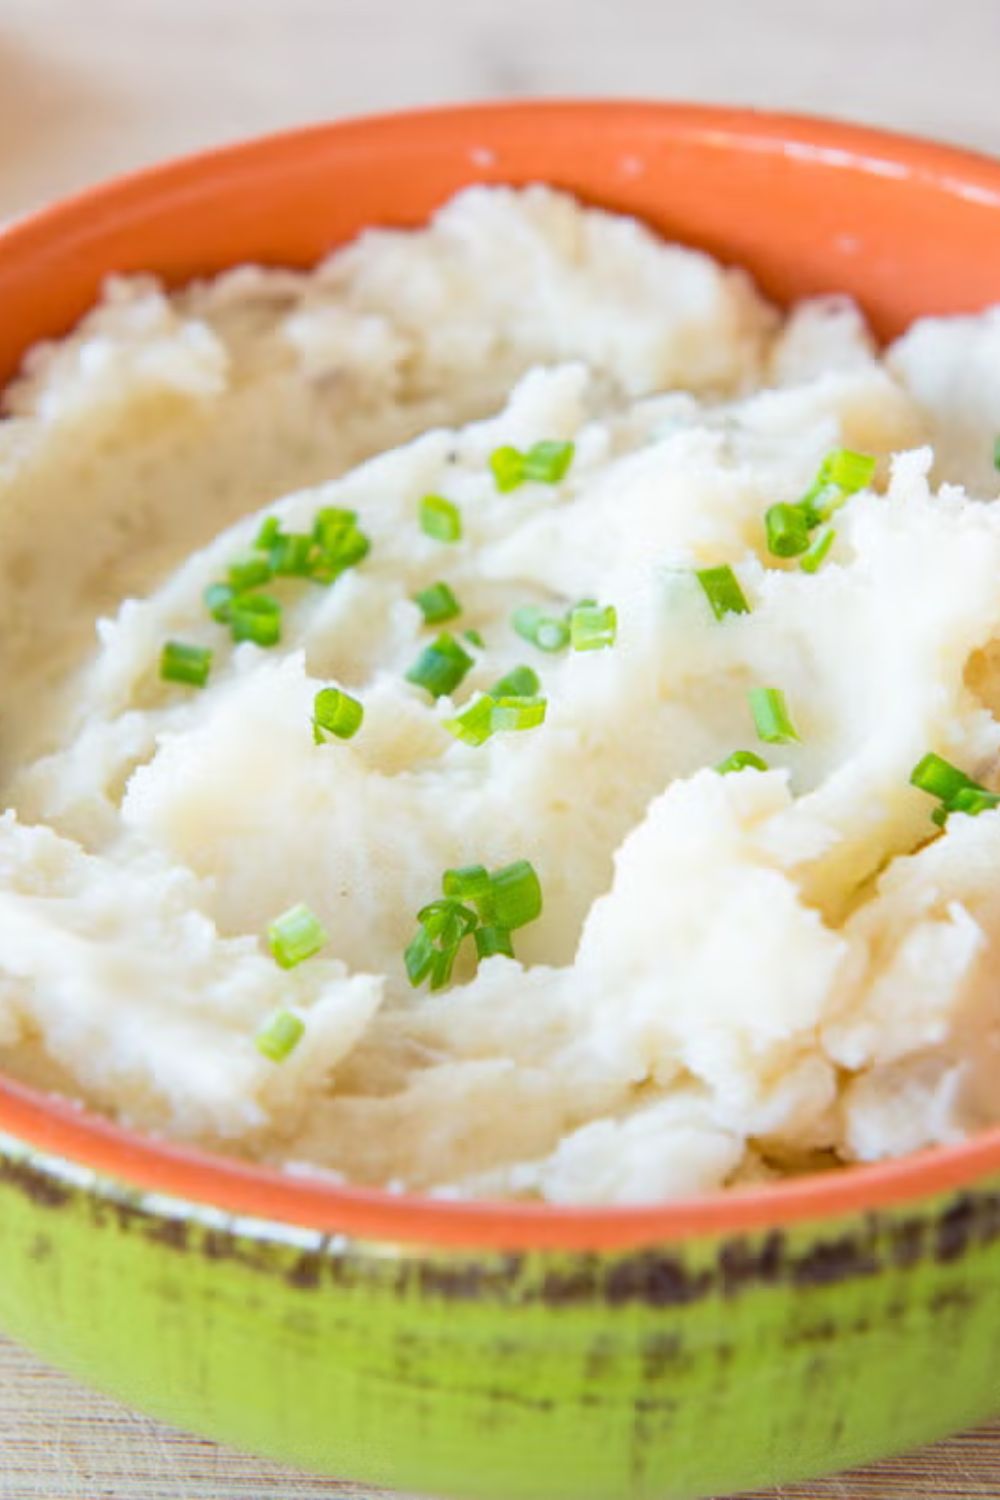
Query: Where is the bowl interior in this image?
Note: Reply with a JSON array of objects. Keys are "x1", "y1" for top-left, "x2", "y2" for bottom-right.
[{"x1": 4, "y1": 100, "x2": 1000, "y2": 1248}]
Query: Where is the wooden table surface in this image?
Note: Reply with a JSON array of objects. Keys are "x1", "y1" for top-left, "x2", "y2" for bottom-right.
[{"x1": 3, "y1": 0, "x2": 1000, "y2": 1494}]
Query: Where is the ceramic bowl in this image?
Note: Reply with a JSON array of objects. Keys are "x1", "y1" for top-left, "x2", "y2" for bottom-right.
[{"x1": 2, "y1": 102, "x2": 1000, "y2": 1500}]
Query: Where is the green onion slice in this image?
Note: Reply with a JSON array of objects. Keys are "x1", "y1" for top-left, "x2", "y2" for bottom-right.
[
  {"x1": 512, "y1": 605, "x2": 570, "y2": 653},
  {"x1": 489, "y1": 445, "x2": 527, "y2": 493},
  {"x1": 994, "y1": 436, "x2": 1000, "y2": 473},
  {"x1": 570, "y1": 603, "x2": 617, "y2": 651},
  {"x1": 312, "y1": 687, "x2": 364, "y2": 743},
  {"x1": 255, "y1": 1009, "x2": 305, "y2": 1063},
  {"x1": 476, "y1": 859, "x2": 542, "y2": 930},
  {"x1": 228, "y1": 553, "x2": 273, "y2": 591},
  {"x1": 695, "y1": 565, "x2": 751, "y2": 620},
  {"x1": 909, "y1": 752, "x2": 1000, "y2": 826},
  {"x1": 523, "y1": 439, "x2": 575, "y2": 483},
  {"x1": 405, "y1": 632, "x2": 474, "y2": 699},
  {"x1": 230, "y1": 593, "x2": 282, "y2": 647},
  {"x1": 749, "y1": 686, "x2": 800, "y2": 744},
  {"x1": 475, "y1": 926, "x2": 515, "y2": 960},
  {"x1": 442, "y1": 865, "x2": 492, "y2": 903},
  {"x1": 490, "y1": 695, "x2": 547, "y2": 732},
  {"x1": 818, "y1": 448, "x2": 877, "y2": 495},
  {"x1": 717, "y1": 749, "x2": 769, "y2": 775},
  {"x1": 204, "y1": 582, "x2": 235, "y2": 623},
  {"x1": 800, "y1": 527, "x2": 836, "y2": 574},
  {"x1": 490, "y1": 664, "x2": 540, "y2": 698},
  {"x1": 444, "y1": 696, "x2": 496, "y2": 747},
  {"x1": 413, "y1": 581, "x2": 461, "y2": 624},
  {"x1": 765, "y1": 502, "x2": 811, "y2": 559},
  {"x1": 464, "y1": 629, "x2": 485, "y2": 649},
  {"x1": 160, "y1": 641, "x2": 212, "y2": 688},
  {"x1": 254, "y1": 516, "x2": 282, "y2": 551},
  {"x1": 266, "y1": 903, "x2": 328, "y2": 969},
  {"x1": 419, "y1": 494, "x2": 462, "y2": 543}
]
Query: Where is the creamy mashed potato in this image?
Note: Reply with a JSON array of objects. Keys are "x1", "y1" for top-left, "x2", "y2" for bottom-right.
[{"x1": 1, "y1": 185, "x2": 1000, "y2": 1204}]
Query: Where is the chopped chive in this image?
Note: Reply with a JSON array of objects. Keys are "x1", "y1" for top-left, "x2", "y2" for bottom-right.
[
  {"x1": 490, "y1": 664, "x2": 540, "y2": 698},
  {"x1": 160, "y1": 640, "x2": 212, "y2": 688},
  {"x1": 523, "y1": 439, "x2": 575, "y2": 484},
  {"x1": 442, "y1": 865, "x2": 492, "y2": 903},
  {"x1": 818, "y1": 448, "x2": 876, "y2": 495},
  {"x1": 404, "y1": 925, "x2": 436, "y2": 986},
  {"x1": 749, "y1": 686, "x2": 799, "y2": 744},
  {"x1": 230, "y1": 593, "x2": 282, "y2": 647},
  {"x1": 994, "y1": 436, "x2": 1000, "y2": 472},
  {"x1": 413, "y1": 581, "x2": 461, "y2": 625},
  {"x1": 312, "y1": 507, "x2": 358, "y2": 548},
  {"x1": 695, "y1": 565, "x2": 750, "y2": 620},
  {"x1": 204, "y1": 582, "x2": 235, "y2": 623},
  {"x1": 489, "y1": 445, "x2": 526, "y2": 493},
  {"x1": 429, "y1": 946, "x2": 459, "y2": 990},
  {"x1": 405, "y1": 632, "x2": 474, "y2": 698},
  {"x1": 475, "y1": 926, "x2": 514, "y2": 960},
  {"x1": 491, "y1": 695, "x2": 547, "y2": 732},
  {"x1": 228, "y1": 554, "x2": 273, "y2": 591},
  {"x1": 419, "y1": 494, "x2": 462, "y2": 543},
  {"x1": 765, "y1": 502, "x2": 811, "y2": 559},
  {"x1": 418, "y1": 899, "x2": 478, "y2": 946},
  {"x1": 311, "y1": 521, "x2": 370, "y2": 579},
  {"x1": 910, "y1": 753, "x2": 972, "y2": 804},
  {"x1": 570, "y1": 603, "x2": 617, "y2": 651},
  {"x1": 512, "y1": 605, "x2": 570, "y2": 653},
  {"x1": 909, "y1": 752, "x2": 999, "y2": 825},
  {"x1": 950, "y1": 786, "x2": 1000, "y2": 816},
  {"x1": 800, "y1": 526, "x2": 836, "y2": 574},
  {"x1": 266, "y1": 903, "x2": 328, "y2": 969},
  {"x1": 270, "y1": 531, "x2": 314, "y2": 577},
  {"x1": 464, "y1": 629, "x2": 485, "y2": 649},
  {"x1": 477, "y1": 860, "x2": 542, "y2": 930},
  {"x1": 254, "y1": 516, "x2": 282, "y2": 551},
  {"x1": 312, "y1": 687, "x2": 364, "y2": 743},
  {"x1": 255, "y1": 1009, "x2": 305, "y2": 1063},
  {"x1": 444, "y1": 695, "x2": 496, "y2": 747},
  {"x1": 717, "y1": 749, "x2": 769, "y2": 774}
]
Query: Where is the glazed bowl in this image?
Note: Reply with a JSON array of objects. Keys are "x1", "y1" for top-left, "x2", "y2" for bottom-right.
[{"x1": 3, "y1": 102, "x2": 1000, "y2": 1500}]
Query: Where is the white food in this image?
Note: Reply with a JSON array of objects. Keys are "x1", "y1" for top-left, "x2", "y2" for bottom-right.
[{"x1": 1, "y1": 185, "x2": 999, "y2": 1204}]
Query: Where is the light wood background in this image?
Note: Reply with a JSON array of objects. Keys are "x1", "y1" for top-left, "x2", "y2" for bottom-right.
[{"x1": 3, "y1": 0, "x2": 1000, "y2": 1495}]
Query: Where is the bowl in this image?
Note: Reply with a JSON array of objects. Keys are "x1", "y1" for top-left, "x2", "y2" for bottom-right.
[{"x1": 3, "y1": 101, "x2": 1000, "y2": 1500}]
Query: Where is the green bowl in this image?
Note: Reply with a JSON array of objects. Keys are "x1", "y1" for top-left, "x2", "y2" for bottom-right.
[{"x1": 3, "y1": 102, "x2": 1000, "y2": 1499}]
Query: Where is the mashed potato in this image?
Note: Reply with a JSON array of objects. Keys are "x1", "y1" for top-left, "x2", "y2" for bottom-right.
[{"x1": 1, "y1": 185, "x2": 1000, "y2": 1204}]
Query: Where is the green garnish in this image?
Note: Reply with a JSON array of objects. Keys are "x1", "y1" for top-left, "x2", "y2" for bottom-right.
[
  {"x1": 413, "y1": 582, "x2": 461, "y2": 624},
  {"x1": 254, "y1": 516, "x2": 282, "y2": 551},
  {"x1": 994, "y1": 436, "x2": 1000, "y2": 472},
  {"x1": 444, "y1": 693, "x2": 547, "y2": 745},
  {"x1": 251, "y1": 509, "x2": 370, "y2": 586},
  {"x1": 523, "y1": 440, "x2": 575, "y2": 484},
  {"x1": 749, "y1": 686, "x2": 799, "y2": 744},
  {"x1": 475, "y1": 926, "x2": 514, "y2": 960},
  {"x1": 800, "y1": 527, "x2": 836, "y2": 574},
  {"x1": 909, "y1": 752, "x2": 1000, "y2": 827},
  {"x1": 695, "y1": 565, "x2": 751, "y2": 620},
  {"x1": 203, "y1": 582, "x2": 235, "y2": 623},
  {"x1": 419, "y1": 494, "x2": 462, "y2": 544},
  {"x1": 443, "y1": 696, "x2": 496, "y2": 747},
  {"x1": 491, "y1": 696, "x2": 546, "y2": 731},
  {"x1": 255, "y1": 1010, "x2": 305, "y2": 1063},
  {"x1": 270, "y1": 531, "x2": 315, "y2": 577},
  {"x1": 160, "y1": 641, "x2": 213, "y2": 688},
  {"x1": 266, "y1": 903, "x2": 328, "y2": 969},
  {"x1": 406, "y1": 861, "x2": 542, "y2": 989},
  {"x1": 569, "y1": 603, "x2": 617, "y2": 651},
  {"x1": 442, "y1": 865, "x2": 492, "y2": 903},
  {"x1": 766, "y1": 448, "x2": 875, "y2": 561},
  {"x1": 478, "y1": 859, "x2": 543, "y2": 929},
  {"x1": 512, "y1": 605, "x2": 570, "y2": 653},
  {"x1": 464, "y1": 629, "x2": 485, "y2": 649},
  {"x1": 490, "y1": 664, "x2": 540, "y2": 698},
  {"x1": 405, "y1": 632, "x2": 474, "y2": 698},
  {"x1": 764, "y1": 503, "x2": 811, "y2": 559},
  {"x1": 717, "y1": 749, "x2": 769, "y2": 774},
  {"x1": 312, "y1": 687, "x2": 364, "y2": 743},
  {"x1": 230, "y1": 593, "x2": 282, "y2": 647},
  {"x1": 228, "y1": 554, "x2": 273, "y2": 591},
  {"x1": 489, "y1": 440, "x2": 575, "y2": 492}
]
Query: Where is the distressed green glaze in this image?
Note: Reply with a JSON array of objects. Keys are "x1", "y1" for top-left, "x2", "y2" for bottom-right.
[{"x1": 0, "y1": 1136, "x2": 998, "y2": 1498}]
